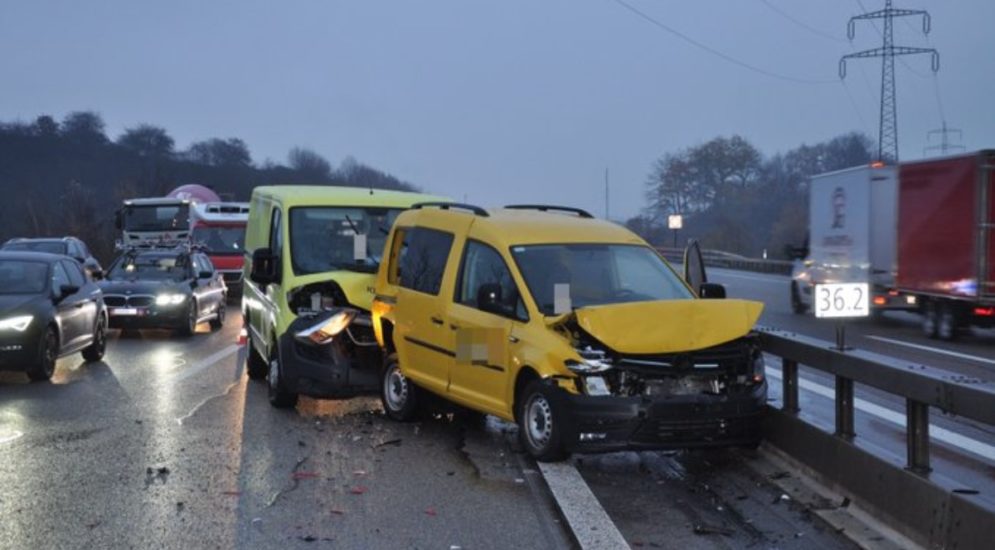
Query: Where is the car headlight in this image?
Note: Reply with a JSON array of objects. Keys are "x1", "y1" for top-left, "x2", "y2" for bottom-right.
[
  {"x1": 565, "y1": 346, "x2": 613, "y2": 374},
  {"x1": 294, "y1": 308, "x2": 357, "y2": 345},
  {"x1": 0, "y1": 315, "x2": 33, "y2": 332},
  {"x1": 155, "y1": 294, "x2": 186, "y2": 306}
]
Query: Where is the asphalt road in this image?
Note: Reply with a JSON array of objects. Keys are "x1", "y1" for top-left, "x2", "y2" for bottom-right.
[
  {"x1": 0, "y1": 315, "x2": 570, "y2": 549},
  {"x1": 0, "y1": 307, "x2": 863, "y2": 549}
]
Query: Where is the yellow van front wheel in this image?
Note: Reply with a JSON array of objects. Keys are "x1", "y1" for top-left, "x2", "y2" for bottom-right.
[{"x1": 518, "y1": 381, "x2": 568, "y2": 462}]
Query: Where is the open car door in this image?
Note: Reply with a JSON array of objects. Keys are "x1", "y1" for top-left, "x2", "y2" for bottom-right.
[{"x1": 683, "y1": 239, "x2": 706, "y2": 294}]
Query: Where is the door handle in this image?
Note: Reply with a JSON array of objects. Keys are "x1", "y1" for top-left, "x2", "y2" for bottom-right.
[
  {"x1": 449, "y1": 323, "x2": 460, "y2": 331},
  {"x1": 508, "y1": 335, "x2": 520, "y2": 343},
  {"x1": 430, "y1": 316, "x2": 444, "y2": 326}
]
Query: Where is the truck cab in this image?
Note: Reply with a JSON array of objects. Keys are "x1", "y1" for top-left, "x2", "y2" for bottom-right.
[
  {"x1": 190, "y1": 202, "x2": 250, "y2": 298},
  {"x1": 115, "y1": 197, "x2": 191, "y2": 247}
]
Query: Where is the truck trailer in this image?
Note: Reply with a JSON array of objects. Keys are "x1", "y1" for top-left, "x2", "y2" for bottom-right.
[
  {"x1": 790, "y1": 163, "x2": 912, "y2": 315},
  {"x1": 897, "y1": 151, "x2": 995, "y2": 339}
]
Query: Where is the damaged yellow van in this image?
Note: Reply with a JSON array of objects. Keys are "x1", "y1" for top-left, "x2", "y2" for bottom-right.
[{"x1": 372, "y1": 203, "x2": 766, "y2": 461}]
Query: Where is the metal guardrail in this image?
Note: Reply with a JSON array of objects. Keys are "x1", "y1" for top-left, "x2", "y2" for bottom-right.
[
  {"x1": 657, "y1": 247, "x2": 794, "y2": 275},
  {"x1": 757, "y1": 326, "x2": 995, "y2": 548}
]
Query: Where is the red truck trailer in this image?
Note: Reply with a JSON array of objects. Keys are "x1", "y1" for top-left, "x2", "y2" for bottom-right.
[{"x1": 897, "y1": 151, "x2": 995, "y2": 340}]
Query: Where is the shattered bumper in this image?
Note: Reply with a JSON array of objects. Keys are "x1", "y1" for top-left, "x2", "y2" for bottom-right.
[
  {"x1": 278, "y1": 320, "x2": 381, "y2": 399},
  {"x1": 560, "y1": 382, "x2": 767, "y2": 453}
]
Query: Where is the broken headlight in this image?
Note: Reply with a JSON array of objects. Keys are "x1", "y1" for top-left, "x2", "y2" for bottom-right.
[
  {"x1": 294, "y1": 308, "x2": 357, "y2": 346},
  {"x1": 564, "y1": 346, "x2": 613, "y2": 375}
]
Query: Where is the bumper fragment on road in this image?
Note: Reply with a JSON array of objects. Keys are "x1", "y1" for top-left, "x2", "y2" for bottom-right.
[{"x1": 537, "y1": 461, "x2": 630, "y2": 550}]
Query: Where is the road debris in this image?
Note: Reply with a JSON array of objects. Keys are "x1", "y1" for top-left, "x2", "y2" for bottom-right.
[
  {"x1": 373, "y1": 438, "x2": 402, "y2": 448},
  {"x1": 350, "y1": 486, "x2": 368, "y2": 495}
]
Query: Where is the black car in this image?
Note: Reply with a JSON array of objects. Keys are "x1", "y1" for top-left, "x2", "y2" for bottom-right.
[
  {"x1": 0, "y1": 252, "x2": 108, "y2": 381},
  {"x1": 2, "y1": 237, "x2": 104, "y2": 280},
  {"x1": 99, "y1": 247, "x2": 227, "y2": 336}
]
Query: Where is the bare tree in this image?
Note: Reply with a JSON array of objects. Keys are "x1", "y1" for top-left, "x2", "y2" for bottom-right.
[
  {"x1": 288, "y1": 147, "x2": 332, "y2": 180},
  {"x1": 61, "y1": 111, "x2": 108, "y2": 145},
  {"x1": 118, "y1": 124, "x2": 175, "y2": 158}
]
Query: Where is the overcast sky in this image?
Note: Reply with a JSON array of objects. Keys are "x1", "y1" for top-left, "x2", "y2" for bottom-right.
[{"x1": 2, "y1": 1, "x2": 992, "y2": 219}]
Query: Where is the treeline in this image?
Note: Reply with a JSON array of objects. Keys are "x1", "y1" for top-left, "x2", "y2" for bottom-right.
[
  {"x1": 626, "y1": 132, "x2": 874, "y2": 259},
  {"x1": 0, "y1": 111, "x2": 418, "y2": 262}
]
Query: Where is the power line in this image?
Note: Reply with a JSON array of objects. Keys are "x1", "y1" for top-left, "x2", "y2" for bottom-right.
[
  {"x1": 759, "y1": 0, "x2": 846, "y2": 43},
  {"x1": 609, "y1": 0, "x2": 836, "y2": 84}
]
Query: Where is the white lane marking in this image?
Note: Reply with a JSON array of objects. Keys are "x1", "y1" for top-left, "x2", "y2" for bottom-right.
[
  {"x1": 0, "y1": 431, "x2": 24, "y2": 445},
  {"x1": 865, "y1": 335, "x2": 995, "y2": 366},
  {"x1": 171, "y1": 344, "x2": 240, "y2": 382},
  {"x1": 537, "y1": 462, "x2": 630, "y2": 550},
  {"x1": 767, "y1": 367, "x2": 995, "y2": 461},
  {"x1": 710, "y1": 269, "x2": 787, "y2": 284}
]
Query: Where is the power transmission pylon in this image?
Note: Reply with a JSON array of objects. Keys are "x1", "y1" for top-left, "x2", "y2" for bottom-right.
[
  {"x1": 839, "y1": 0, "x2": 939, "y2": 162},
  {"x1": 924, "y1": 121, "x2": 965, "y2": 157}
]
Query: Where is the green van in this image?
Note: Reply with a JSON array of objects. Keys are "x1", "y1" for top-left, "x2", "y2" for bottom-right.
[{"x1": 242, "y1": 186, "x2": 447, "y2": 408}]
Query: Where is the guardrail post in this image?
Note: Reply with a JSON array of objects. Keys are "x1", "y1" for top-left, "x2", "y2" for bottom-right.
[
  {"x1": 782, "y1": 358, "x2": 799, "y2": 414},
  {"x1": 906, "y1": 399, "x2": 932, "y2": 474},
  {"x1": 835, "y1": 376, "x2": 855, "y2": 440}
]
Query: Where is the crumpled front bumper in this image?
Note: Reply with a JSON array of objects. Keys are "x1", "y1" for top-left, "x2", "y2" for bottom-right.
[{"x1": 558, "y1": 381, "x2": 767, "y2": 453}]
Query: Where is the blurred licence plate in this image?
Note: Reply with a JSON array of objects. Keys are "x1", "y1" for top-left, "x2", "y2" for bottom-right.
[{"x1": 112, "y1": 308, "x2": 139, "y2": 316}]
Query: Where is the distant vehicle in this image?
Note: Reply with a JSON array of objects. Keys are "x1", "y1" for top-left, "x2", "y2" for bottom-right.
[
  {"x1": 790, "y1": 163, "x2": 912, "y2": 315},
  {"x1": 242, "y1": 185, "x2": 448, "y2": 408},
  {"x1": 790, "y1": 152, "x2": 995, "y2": 340},
  {"x1": 373, "y1": 203, "x2": 766, "y2": 461},
  {"x1": 115, "y1": 184, "x2": 222, "y2": 247},
  {"x1": 99, "y1": 246, "x2": 227, "y2": 336},
  {"x1": 190, "y1": 202, "x2": 250, "y2": 297},
  {"x1": 1, "y1": 237, "x2": 103, "y2": 280},
  {"x1": 0, "y1": 251, "x2": 107, "y2": 381},
  {"x1": 897, "y1": 151, "x2": 995, "y2": 339}
]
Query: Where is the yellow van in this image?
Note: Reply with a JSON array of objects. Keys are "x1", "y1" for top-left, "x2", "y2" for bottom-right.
[
  {"x1": 242, "y1": 186, "x2": 447, "y2": 408},
  {"x1": 372, "y1": 203, "x2": 766, "y2": 461}
]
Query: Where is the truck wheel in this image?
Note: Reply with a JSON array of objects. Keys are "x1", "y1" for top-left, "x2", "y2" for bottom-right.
[
  {"x1": 922, "y1": 302, "x2": 939, "y2": 339},
  {"x1": 267, "y1": 340, "x2": 298, "y2": 409},
  {"x1": 381, "y1": 354, "x2": 420, "y2": 421},
  {"x1": 937, "y1": 302, "x2": 960, "y2": 341},
  {"x1": 27, "y1": 326, "x2": 59, "y2": 382},
  {"x1": 517, "y1": 380, "x2": 569, "y2": 462},
  {"x1": 790, "y1": 282, "x2": 807, "y2": 314}
]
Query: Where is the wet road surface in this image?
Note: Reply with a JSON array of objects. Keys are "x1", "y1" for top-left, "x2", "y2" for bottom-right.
[{"x1": 1, "y1": 309, "x2": 873, "y2": 549}]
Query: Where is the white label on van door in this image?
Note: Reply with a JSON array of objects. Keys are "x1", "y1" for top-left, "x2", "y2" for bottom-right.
[{"x1": 814, "y1": 283, "x2": 869, "y2": 318}]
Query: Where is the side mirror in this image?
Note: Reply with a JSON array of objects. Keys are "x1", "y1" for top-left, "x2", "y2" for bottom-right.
[
  {"x1": 249, "y1": 247, "x2": 279, "y2": 286},
  {"x1": 57, "y1": 284, "x2": 80, "y2": 301},
  {"x1": 477, "y1": 283, "x2": 510, "y2": 316},
  {"x1": 699, "y1": 282, "x2": 726, "y2": 299},
  {"x1": 90, "y1": 269, "x2": 104, "y2": 281},
  {"x1": 198, "y1": 270, "x2": 213, "y2": 279}
]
